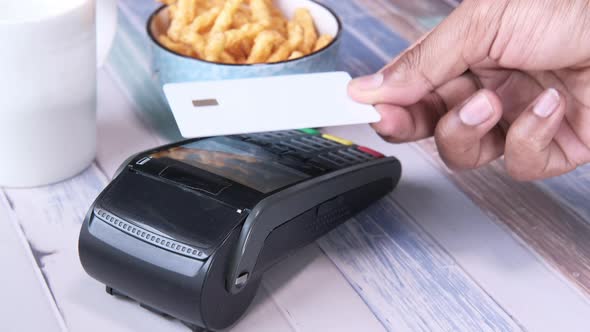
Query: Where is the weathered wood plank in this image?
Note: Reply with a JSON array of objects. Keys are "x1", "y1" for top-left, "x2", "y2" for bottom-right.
[
  {"x1": 351, "y1": 0, "x2": 450, "y2": 41},
  {"x1": 105, "y1": 11, "x2": 181, "y2": 141},
  {"x1": 97, "y1": 68, "x2": 162, "y2": 176},
  {"x1": 262, "y1": 244, "x2": 385, "y2": 332},
  {"x1": 0, "y1": 193, "x2": 66, "y2": 332},
  {"x1": 419, "y1": 139, "x2": 590, "y2": 298},
  {"x1": 319, "y1": 197, "x2": 521, "y2": 332},
  {"x1": 2, "y1": 165, "x2": 191, "y2": 332},
  {"x1": 539, "y1": 165, "x2": 590, "y2": 223},
  {"x1": 323, "y1": 125, "x2": 590, "y2": 332}
]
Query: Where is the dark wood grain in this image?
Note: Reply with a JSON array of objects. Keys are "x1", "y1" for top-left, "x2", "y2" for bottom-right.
[{"x1": 418, "y1": 139, "x2": 590, "y2": 295}]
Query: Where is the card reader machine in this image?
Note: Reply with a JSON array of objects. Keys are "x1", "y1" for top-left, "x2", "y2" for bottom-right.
[{"x1": 79, "y1": 129, "x2": 401, "y2": 331}]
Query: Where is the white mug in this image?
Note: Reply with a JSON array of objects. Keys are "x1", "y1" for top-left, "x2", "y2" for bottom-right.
[{"x1": 0, "y1": 0, "x2": 116, "y2": 187}]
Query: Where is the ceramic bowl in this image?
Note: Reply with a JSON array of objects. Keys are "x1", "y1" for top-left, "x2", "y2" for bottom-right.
[{"x1": 146, "y1": 0, "x2": 342, "y2": 85}]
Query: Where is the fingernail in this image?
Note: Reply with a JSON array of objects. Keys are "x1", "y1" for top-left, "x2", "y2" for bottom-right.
[
  {"x1": 459, "y1": 93, "x2": 494, "y2": 126},
  {"x1": 350, "y1": 72, "x2": 383, "y2": 91},
  {"x1": 533, "y1": 88, "x2": 560, "y2": 118}
]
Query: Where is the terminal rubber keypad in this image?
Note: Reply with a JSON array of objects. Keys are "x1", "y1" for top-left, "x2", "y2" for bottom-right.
[{"x1": 232, "y1": 129, "x2": 384, "y2": 176}]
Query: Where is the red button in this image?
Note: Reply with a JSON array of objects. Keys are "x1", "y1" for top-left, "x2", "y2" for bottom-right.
[{"x1": 358, "y1": 146, "x2": 384, "y2": 158}]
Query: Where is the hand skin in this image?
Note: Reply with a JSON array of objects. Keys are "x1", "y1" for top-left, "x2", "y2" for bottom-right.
[{"x1": 348, "y1": 0, "x2": 590, "y2": 181}]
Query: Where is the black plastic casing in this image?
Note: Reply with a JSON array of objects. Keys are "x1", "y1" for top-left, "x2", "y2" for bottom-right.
[
  {"x1": 79, "y1": 211, "x2": 257, "y2": 330},
  {"x1": 78, "y1": 138, "x2": 402, "y2": 330}
]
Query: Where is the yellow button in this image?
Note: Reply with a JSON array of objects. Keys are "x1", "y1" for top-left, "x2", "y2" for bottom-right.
[{"x1": 322, "y1": 134, "x2": 353, "y2": 146}]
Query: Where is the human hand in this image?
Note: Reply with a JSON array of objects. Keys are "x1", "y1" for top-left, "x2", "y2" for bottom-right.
[{"x1": 348, "y1": 0, "x2": 590, "y2": 180}]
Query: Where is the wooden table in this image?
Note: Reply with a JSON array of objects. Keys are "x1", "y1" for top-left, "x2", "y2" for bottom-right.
[{"x1": 3, "y1": 1, "x2": 590, "y2": 331}]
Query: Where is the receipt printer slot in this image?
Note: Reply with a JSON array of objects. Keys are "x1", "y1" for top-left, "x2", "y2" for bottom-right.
[{"x1": 160, "y1": 166, "x2": 230, "y2": 195}]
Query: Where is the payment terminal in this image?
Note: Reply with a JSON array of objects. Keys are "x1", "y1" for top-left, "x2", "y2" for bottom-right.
[{"x1": 78, "y1": 129, "x2": 401, "y2": 331}]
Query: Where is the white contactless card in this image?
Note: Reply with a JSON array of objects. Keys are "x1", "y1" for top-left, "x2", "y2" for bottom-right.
[{"x1": 163, "y1": 71, "x2": 380, "y2": 138}]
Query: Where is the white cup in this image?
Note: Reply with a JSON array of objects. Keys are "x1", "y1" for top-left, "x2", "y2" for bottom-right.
[{"x1": 0, "y1": 0, "x2": 115, "y2": 187}]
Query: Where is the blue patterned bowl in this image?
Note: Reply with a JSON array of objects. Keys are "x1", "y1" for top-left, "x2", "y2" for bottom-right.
[{"x1": 146, "y1": 0, "x2": 342, "y2": 86}]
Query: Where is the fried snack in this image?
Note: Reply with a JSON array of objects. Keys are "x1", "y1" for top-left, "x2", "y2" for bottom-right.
[
  {"x1": 210, "y1": 0, "x2": 243, "y2": 33},
  {"x1": 250, "y1": 0, "x2": 272, "y2": 27},
  {"x1": 247, "y1": 30, "x2": 284, "y2": 63},
  {"x1": 231, "y1": 8, "x2": 250, "y2": 28},
  {"x1": 167, "y1": 0, "x2": 197, "y2": 41},
  {"x1": 313, "y1": 34, "x2": 333, "y2": 52},
  {"x1": 225, "y1": 36, "x2": 254, "y2": 62},
  {"x1": 207, "y1": 0, "x2": 226, "y2": 8},
  {"x1": 185, "y1": 6, "x2": 220, "y2": 33},
  {"x1": 194, "y1": 0, "x2": 209, "y2": 10},
  {"x1": 267, "y1": 44, "x2": 289, "y2": 63},
  {"x1": 168, "y1": 3, "x2": 177, "y2": 18},
  {"x1": 268, "y1": 22, "x2": 303, "y2": 63},
  {"x1": 179, "y1": 30, "x2": 206, "y2": 56},
  {"x1": 220, "y1": 51, "x2": 236, "y2": 64},
  {"x1": 204, "y1": 32, "x2": 226, "y2": 61},
  {"x1": 157, "y1": 0, "x2": 331, "y2": 64},
  {"x1": 178, "y1": 6, "x2": 220, "y2": 55},
  {"x1": 239, "y1": 38, "x2": 254, "y2": 59},
  {"x1": 288, "y1": 50, "x2": 304, "y2": 60},
  {"x1": 294, "y1": 8, "x2": 317, "y2": 54},
  {"x1": 159, "y1": 35, "x2": 195, "y2": 57},
  {"x1": 269, "y1": 1, "x2": 285, "y2": 19},
  {"x1": 270, "y1": 16, "x2": 287, "y2": 37},
  {"x1": 224, "y1": 23, "x2": 264, "y2": 49}
]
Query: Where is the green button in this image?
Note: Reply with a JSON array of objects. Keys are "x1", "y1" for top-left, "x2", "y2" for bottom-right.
[{"x1": 299, "y1": 128, "x2": 321, "y2": 135}]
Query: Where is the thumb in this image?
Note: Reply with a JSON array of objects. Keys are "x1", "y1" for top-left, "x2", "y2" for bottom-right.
[{"x1": 348, "y1": 0, "x2": 508, "y2": 106}]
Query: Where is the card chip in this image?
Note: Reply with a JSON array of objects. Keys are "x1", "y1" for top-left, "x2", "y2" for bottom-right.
[{"x1": 192, "y1": 99, "x2": 219, "y2": 107}]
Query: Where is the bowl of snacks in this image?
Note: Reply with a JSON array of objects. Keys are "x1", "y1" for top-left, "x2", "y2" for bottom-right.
[{"x1": 147, "y1": 0, "x2": 342, "y2": 85}]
